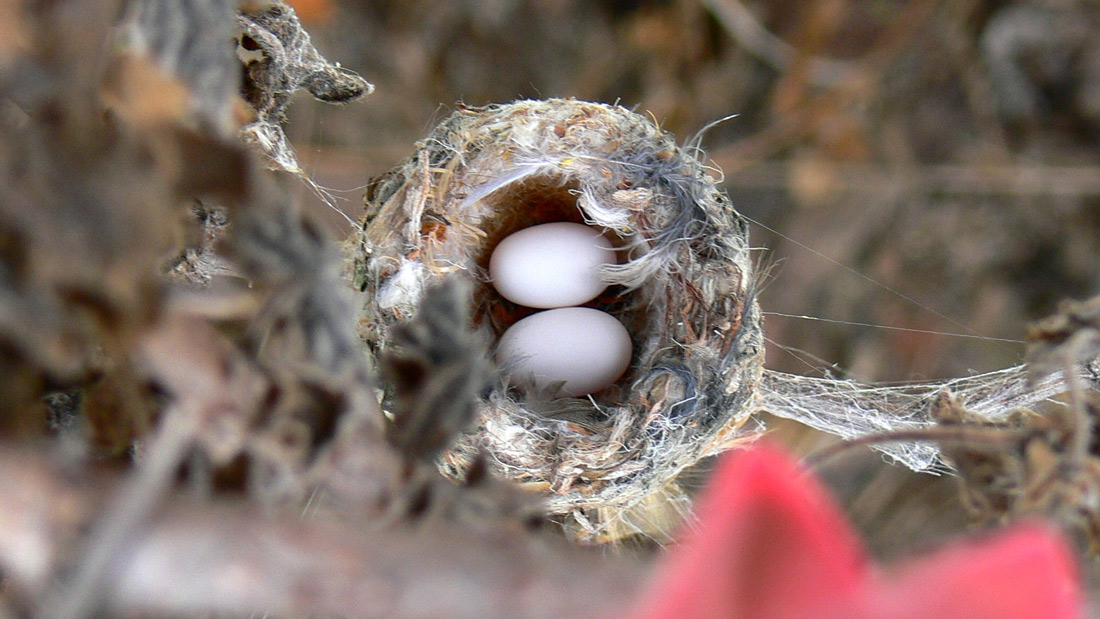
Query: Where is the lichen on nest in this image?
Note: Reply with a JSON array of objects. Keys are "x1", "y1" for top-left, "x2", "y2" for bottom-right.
[{"x1": 351, "y1": 98, "x2": 765, "y2": 541}]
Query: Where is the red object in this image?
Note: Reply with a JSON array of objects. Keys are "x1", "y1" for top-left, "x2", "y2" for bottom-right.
[{"x1": 632, "y1": 444, "x2": 1081, "y2": 619}]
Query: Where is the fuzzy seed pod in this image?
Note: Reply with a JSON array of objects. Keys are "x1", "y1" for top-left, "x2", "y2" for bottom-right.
[{"x1": 350, "y1": 99, "x2": 764, "y2": 541}]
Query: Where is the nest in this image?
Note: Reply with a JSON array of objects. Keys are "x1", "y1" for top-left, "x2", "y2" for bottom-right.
[{"x1": 351, "y1": 99, "x2": 764, "y2": 540}]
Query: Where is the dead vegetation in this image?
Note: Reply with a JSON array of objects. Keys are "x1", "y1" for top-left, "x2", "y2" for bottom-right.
[{"x1": 1, "y1": 0, "x2": 1100, "y2": 616}]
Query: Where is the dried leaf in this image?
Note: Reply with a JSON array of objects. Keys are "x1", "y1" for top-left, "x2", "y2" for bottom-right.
[
  {"x1": 236, "y1": 0, "x2": 372, "y2": 172},
  {"x1": 119, "y1": 0, "x2": 240, "y2": 133},
  {"x1": 381, "y1": 279, "x2": 491, "y2": 463},
  {"x1": 1026, "y1": 295, "x2": 1100, "y2": 380}
]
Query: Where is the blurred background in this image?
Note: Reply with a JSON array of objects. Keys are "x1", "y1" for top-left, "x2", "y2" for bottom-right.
[{"x1": 287, "y1": 0, "x2": 1100, "y2": 559}]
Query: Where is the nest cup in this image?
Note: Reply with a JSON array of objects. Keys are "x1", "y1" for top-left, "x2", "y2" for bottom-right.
[{"x1": 352, "y1": 99, "x2": 764, "y2": 540}]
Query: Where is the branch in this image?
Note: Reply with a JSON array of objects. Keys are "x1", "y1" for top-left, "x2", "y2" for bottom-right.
[
  {"x1": 699, "y1": 0, "x2": 852, "y2": 86},
  {"x1": 0, "y1": 449, "x2": 640, "y2": 618}
]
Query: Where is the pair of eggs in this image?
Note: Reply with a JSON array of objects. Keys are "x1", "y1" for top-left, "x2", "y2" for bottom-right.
[{"x1": 489, "y1": 222, "x2": 632, "y2": 397}]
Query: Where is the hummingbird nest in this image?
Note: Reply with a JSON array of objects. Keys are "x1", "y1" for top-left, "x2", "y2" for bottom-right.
[{"x1": 351, "y1": 99, "x2": 765, "y2": 540}]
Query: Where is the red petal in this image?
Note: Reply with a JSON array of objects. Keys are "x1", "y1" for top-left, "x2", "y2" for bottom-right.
[
  {"x1": 631, "y1": 443, "x2": 1083, "y2": 619},
  {"x1": 874, "y1": 523, "x2": 1081, "y2": 619},
  {"x1": 633, "y1": 443, "x2": 869, "y2": 619}
]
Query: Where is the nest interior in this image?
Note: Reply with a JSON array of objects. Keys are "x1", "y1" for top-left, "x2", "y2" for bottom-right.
[{"x1": 353, "y1": 98, "x2": 765, "y2": 540}]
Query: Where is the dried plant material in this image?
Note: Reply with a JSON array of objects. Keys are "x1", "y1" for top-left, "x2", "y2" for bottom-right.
[
  {"x1": 2, "y1": 6, "x2": 394, "y2": 614},
  {"x1": 352, "y1": 98, "x2": 765, "y2": 540},
  {"x1": 0, "y1": 14, "x2": 185, "y2": 434},
  {"x1": 700, "y1": 0, "x2": 853, "y2": 87},
  {"x1": 138, "y1": 316, "x2": 270, "y2": 466},
  {"x1": 586, "y1": 482, "x2": 693, "y2": 545},
  {"x1": 381, "y1": 279, "x2": 491, "y2": 463},
  {"x1": 349, "y1": 97, "x2": 1096, "y2": 543},
  {"x1": 932, "y1": 392, "x2": 1041, "y2": 521},
  {"x1": 119, "y1": 0, "x2": 240, "y2": 133},
  {"x1": 0, "y1": 1, "x2": 655, "y2": 615},
  {"x1": 236, "y1": 0, "x2": 373, "y2": 173},
  {"x1": 934, "y1": 390, "x2": 1100, "y2": 558},
  {"x1": 920, "y1": 301, "x2": 1100, "y2": 561},
  {"x1": 108, "y1": 0, "x2": 380, "y2": 477},
  {"x1": 45, "y1": 313, "x2": 268, "y2": 618},
  {"x1": 82, "y1": 365, "x2": 156, "y2": 456},
  {"x1": 5, "y1": 0, "x2": 1100, "y2": 613},
  {"x1": 165, "y1": 204, "x2": 233, "y2": 287},
  {"x1": 1027, "y1": 295, "x2": 1100, "y2": 382},
  {"x1": 179, "y1": 172, "x2": 384, "y2": 508},
  {"x1": 981, "y1": 4, "x2": 1098, "y2": 127}
]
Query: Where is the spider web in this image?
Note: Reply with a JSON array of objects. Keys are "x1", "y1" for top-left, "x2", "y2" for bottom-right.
[{"x1": 757, "y1": 360, "x2": 1100, "y2": 471}]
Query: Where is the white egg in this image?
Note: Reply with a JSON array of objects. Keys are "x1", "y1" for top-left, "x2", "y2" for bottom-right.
[
  {"x1": 489, "y1": 222, "x2": 615, "y2": 309},
  {"x1": 496, "y1": 307, "x2": 632, "y2": 397}
]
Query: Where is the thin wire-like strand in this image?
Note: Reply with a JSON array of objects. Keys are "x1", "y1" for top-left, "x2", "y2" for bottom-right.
[
  {"x1": 743, "y1": 213, "x2": 1018, "y2": 356},
  {"x1": 763, "y1": 311, "x2": 1026, "y2": 344}
]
